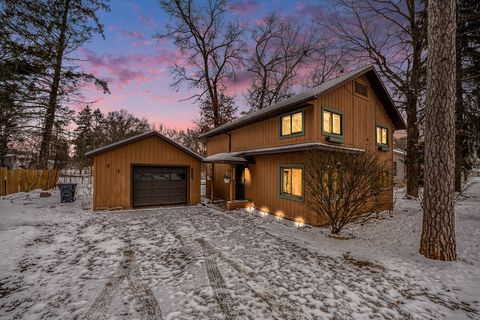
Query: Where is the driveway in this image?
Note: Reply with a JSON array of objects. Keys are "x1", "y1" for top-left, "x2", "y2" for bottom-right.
[{"x1": 0, "y1": 188, "x2": 479, "y2": 319}]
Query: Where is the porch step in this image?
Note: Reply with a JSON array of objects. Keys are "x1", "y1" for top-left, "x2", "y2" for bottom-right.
[{"x1": 226, "y1": 200, "x2": 253, "y2": 210}]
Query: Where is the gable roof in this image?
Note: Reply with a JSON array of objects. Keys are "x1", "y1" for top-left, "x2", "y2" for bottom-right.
[
  {"x1": 85, "y1": 131, "x2": 204, "y2": 160},
  {"x1": 200, "y1": 65, "x2": 406, "y2": 139}
]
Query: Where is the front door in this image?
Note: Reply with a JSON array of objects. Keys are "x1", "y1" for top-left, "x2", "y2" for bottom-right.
[{"x1": 235, "y1": 165, "x2": 246, "y2": 200}]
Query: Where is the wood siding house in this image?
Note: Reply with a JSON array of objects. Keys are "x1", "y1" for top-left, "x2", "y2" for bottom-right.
[
  {"x1": 86, "y1": 132, "x2": 202, "y2": 210},
  {"x1": 201, "y1": 65, "x2": 406, "y2": 226}
]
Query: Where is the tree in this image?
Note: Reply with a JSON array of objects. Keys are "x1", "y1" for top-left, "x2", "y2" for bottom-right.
[
  {"x1": 246, "y1": 12, "x2": 315, "y2": 111},
  {"x1": 324, "y1": 0, "x2": 427, "y2": 198},
  {"x1": 72, "y1": 105, "x2": 95, "y2": 167},
  {"x1": 420, "y1": 0, "x2": 457, "y2": 261},
  {"x1": 1, "y1": 0, "x2": 110, "y2": 169},
  {"x1": 102, "y1": 109, "x2": 151, "y2": 145},
  {"x1": 455, "y1": 0, "x2": 480, "y2": 191},
  {"x1": 157, "y1": 0, "x2": 243, "y2": 128},
  {"x1": 195, "y1": 89, "x2": 237, "y2": 133},
  {"x1": 304, "y1": 151, "x2": 387, "y2": 235}
]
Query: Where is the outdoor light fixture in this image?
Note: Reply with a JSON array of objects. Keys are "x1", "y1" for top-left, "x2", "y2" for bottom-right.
[
  {"x1": 275, "y1": 211, "x2": 284, "y2": 221},
  {"x1": 294, "y1": 218, "x2": 305, "y2": 228}
]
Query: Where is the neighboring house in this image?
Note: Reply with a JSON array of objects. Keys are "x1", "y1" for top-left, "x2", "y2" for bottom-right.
[
  {"x1": 4, "y1": 152, "x2": 34, "y2": 169},
  {"x1": 201, "y1": 65, "x2": 406, "y2": 226},
  {"x1": 393, "y1": 149, "x2": 407, "y2": 187},
  {"x1": 86, "y1": 132, "x2": 203, "y2": 210}
]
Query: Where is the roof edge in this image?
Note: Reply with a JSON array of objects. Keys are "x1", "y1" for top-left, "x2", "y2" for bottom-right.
[{"x1": 85, "y1": 131, "x2": 204, "y2": 161}]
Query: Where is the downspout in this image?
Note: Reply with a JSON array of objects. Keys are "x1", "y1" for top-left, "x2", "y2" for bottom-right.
[{"x1": 225, "y1": 132, "x2": 232, "y2": 152}]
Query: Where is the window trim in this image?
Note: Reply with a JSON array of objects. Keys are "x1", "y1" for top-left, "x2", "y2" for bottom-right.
[
  {"x1": 393, "y1": 161, "x2": 397, "y2": 176},
  {"x1": 375, "y1": 123, "x2": 390, "y2": 151},
  {"x1": 278, "y1": 163, "x2": 305, "y2": 202},
  {"x1": 278, "y1": 110, "x2": 305, "y2": 139},
  {"x1": 322, "y1": 106, "x2": 344, "y2": 143}
]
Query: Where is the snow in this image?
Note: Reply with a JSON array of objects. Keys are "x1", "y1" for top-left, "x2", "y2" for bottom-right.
[{"x1": 0, "y1": 178, "x2": 479, "y2": 319}]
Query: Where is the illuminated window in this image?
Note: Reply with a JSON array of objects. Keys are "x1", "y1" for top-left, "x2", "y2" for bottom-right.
[
  {"x1": 376, "y1": 125, "x2": 389, "y2": 145},
  {"x1": 280, "y1": 111, "x2": 303, "y2": 137},
  {"x1": 280, "y1": 166, "x2": 303, "y2": 200},
  {"x1": 323, "y1": 109, "x2": 343, "y2": 135},
  {"x1": 379, "y1": 170, "x2": 390, "y2": 189}
]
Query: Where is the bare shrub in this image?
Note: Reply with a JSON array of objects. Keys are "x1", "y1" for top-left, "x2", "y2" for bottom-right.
[{"x1": 304, "y1": 150, "x2": 388, "y2": 234}]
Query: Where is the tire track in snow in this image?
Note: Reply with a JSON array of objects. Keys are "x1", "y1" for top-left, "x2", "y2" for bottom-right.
[
  {"x1": 196, "y1": 238, "x2": 240, "y2": 320},
  {"x1": 84, "y1": 248, "x2": 162, "y2": 320}
]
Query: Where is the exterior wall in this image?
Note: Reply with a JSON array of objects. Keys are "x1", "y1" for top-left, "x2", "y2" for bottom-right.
[
  {"x1": 393, "y1": 152, "x2": 406, "y2": 187},
  {"x1": 93, "y1": 135, "x2": 201, "y2": 210},
  {"x1": 243, "y1": 152, "x2": 392, "y2": 227},
  {"x1": 206, "y1": 74, "x2": 395, "y2": 226}
]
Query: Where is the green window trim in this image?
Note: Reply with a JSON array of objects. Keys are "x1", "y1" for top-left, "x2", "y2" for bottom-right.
[
  {"x1": 322, "y1": 107, "x2": 344, "y2": 143},
  {"x1": 376, "y1": 123, "x2": 390, "y2": 151},
  {"x1": 279, "y1": 110, "x2": 305, "y2": 139},
  {"x1": 278, "y1": 164, "x2": 305, "y2": 202}
]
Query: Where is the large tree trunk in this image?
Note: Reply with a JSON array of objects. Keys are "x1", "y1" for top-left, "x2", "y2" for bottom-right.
[
  {"x1": 38, "y1": 0, "x2": 70, "y2": 169},
  {"x1": 420, "y1": 0, "x2": 457, "y2": 261}
]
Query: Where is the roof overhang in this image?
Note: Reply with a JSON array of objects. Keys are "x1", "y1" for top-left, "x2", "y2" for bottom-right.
[
  {"x1": 200, "y1": 65, "x2": 406, "y2": 139},
  {"x1": 204, "y1": 143, "x2": 365, "y2": 164},
  {"x1": 203, "y1": 152, "x2": 250, "y2": 164},
  {"x1": 85, "y1": 131, "x2": 204, "y2": 161}
]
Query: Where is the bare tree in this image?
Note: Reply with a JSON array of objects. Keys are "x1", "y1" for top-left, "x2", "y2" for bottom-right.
[
  {"x1": 246, "y1": 12, "x2": 316, "y2": 111},
  {"x1": 158, "y1": 0, "x2": 243, "y2": 127},
  {"x1": 306, "y1": 40, "x2": 349, "y2": 88},
  {"x1": 420, "y1": 0, "x2": 457, "y2": 261},
  {"x1": 304, "y1": 151, "x2": 388, "y2": 235},
  {"x1": 323, "y1": 0, "x2": 427, "y2": 198}
]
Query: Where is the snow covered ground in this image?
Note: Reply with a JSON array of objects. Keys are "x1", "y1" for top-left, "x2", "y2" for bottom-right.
[{"x1": 0, "y1": 179, "x2": 479, "y2": 320}]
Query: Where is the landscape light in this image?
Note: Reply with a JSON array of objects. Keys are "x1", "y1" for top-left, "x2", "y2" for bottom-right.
[{"x1": 294, "y1": 218, "x2": 304, "y2": 228}]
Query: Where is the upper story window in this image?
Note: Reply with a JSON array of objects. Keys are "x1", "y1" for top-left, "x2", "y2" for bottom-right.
[
  {"x1": 280, "y1": 165, "x2": 303, "y2": 200},
  {"x1": 322, "y1": 108, "x2": 344, "y2": 143},
  {"x1": 280, "y1": 111, "x2": 303, "y2": 137},
  {"x1": 355, "y1": 81, "x2": 368, "y2": 97},
  {"x1": 376, "y1": 125, "x2": 389, "y2": 151}
]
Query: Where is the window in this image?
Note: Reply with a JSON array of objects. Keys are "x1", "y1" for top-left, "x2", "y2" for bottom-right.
[
  {"x1": 280, "y1": 111, "x2": 303, "y2": 137},
  {"x1": 393, "y1": 161, "x2": 397, "y2": 176},
  {"x1": 355, "y1": 81, "x2": 368, "y2": 97},
  {"x1": 376, "y1": 125, "x2": 389, "y2": 146},
  {"x1": 322, "y1": 109, "x2": 343, "y2": 143},
  {"x1": 379, "y1": 171, "x2": 390, "y2": 189},
  {"x1": 280, "y1": 165, "x2": 303, "y2": 200}
]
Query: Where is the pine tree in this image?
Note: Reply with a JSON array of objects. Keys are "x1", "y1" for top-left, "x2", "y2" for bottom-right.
[
  {"x1": 420, "y1": 0, "x2": 457, "y2": 261},
  {"x1": 73, "y1": 106, "x2": 94, "y2": 167}
]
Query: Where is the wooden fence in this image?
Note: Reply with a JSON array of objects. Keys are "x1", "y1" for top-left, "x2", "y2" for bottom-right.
[{"x1": 0, "y1": 168, "x2": 59, "y2": 196}]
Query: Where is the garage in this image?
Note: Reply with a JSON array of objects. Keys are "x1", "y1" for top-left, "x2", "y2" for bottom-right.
[
  {"x1": 132, "y1": 166, "x2": 188, "y2": 207},
  {"x1": 86, "y1": 131, "x2": 203, "y2": 210}
]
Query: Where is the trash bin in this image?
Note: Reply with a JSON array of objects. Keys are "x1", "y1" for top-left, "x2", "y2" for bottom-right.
[{"x1": 57, "y1": 183, "x2": 77, "y2": 203}]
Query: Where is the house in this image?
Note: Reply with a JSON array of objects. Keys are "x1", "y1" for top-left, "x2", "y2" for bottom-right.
[
  {"x1": 86, "y1": 131, "x2": 203, "y2": 210},
  {"x1": 201, "y1": 65, "x2": 406, "y2": 226},
  {"x1": 393, "y1": 149, "x2": 407, "y2": 187},
  {"x1": 4, "y1": 152, "x2": 34, "y2": 169}
]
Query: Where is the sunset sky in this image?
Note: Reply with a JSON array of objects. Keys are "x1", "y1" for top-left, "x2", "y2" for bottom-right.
[{"x1": 78, "y1": 0, "x2": 331, "y2": 130}]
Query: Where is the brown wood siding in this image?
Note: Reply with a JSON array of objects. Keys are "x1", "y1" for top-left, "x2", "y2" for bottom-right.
[
  {"x1": 243, "y1": 152, "x2": 392, "y2": 227},
  {"x1": 206, "y1": 74, "x2": 395, "y2": 225},
  {"x1": 93, "y1": 135, "x2": 201, "y2": 210}
]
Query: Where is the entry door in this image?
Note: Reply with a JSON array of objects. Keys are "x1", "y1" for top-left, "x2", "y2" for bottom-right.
[
  {"x1": 235, "y1": 165, "x2": 246, "y2": 200},
  {"x1": 132, "y1": 166, "x2": 187, "y2": 207}
]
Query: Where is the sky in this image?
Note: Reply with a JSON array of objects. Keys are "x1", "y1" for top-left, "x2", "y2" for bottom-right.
[{"x1": 78, "y1": 0, "x2": 332, "y2": 130}]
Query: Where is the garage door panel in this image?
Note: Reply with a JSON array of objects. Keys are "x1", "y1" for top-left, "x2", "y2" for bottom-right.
[{"x1": 132, "y1": 166, "x2": 188, "y2": 207}]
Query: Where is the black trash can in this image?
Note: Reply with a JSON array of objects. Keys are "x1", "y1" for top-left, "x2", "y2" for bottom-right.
[{"x1": 57, "y1": 183, "x2": 77, "y2": 203}]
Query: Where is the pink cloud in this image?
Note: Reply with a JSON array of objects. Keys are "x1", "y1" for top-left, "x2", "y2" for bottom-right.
[
  {"x1": 228, "y1": 0, "x2": 262, "y2": 16},
  {"x1": 118, "y1": 30, "x2": 145, "y2": 41}
]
